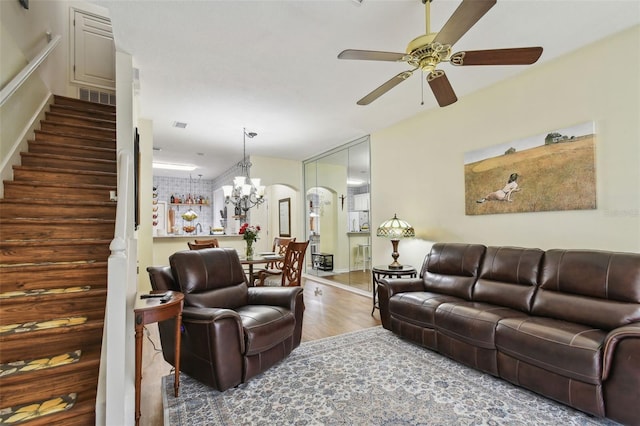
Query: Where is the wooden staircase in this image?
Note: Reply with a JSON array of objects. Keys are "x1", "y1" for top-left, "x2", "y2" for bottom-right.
[{"x1": 0, "y1": 96, "x2": 116, "y2": 425}]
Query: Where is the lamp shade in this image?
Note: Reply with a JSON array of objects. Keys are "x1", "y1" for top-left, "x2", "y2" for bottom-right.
[
  {"x1": 376, "y1": 214, "x2": 415, "y2": 239},
  {"x1": 376, "y1": 214, "x2": 414, "y2": 270}
]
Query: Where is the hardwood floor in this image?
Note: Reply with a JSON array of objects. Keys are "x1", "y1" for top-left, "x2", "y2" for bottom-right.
[{"x1": 138, "y1": 278, "x2": 381, "y2": 425}]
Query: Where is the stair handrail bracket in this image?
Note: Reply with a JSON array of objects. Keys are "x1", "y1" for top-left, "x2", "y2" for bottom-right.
[{"x1": 0, "y1": 33, "x2": 61, "y2": 107}]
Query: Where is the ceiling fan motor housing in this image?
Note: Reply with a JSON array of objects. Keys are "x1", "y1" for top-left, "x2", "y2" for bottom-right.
[{"x1": 406, "y1": 33, "x2": 451, "y2": 73}]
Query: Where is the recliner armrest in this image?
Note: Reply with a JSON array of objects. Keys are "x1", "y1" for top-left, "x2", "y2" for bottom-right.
[
  {"x1": 602, "y1": 323, "x2": 640, "y2": 380},
  {"x1": 248, "y1": 286, "x2": 304, "y2": 310},
  {"x1": 182, "y1": 306, "x2": 241, "y2": 322}
]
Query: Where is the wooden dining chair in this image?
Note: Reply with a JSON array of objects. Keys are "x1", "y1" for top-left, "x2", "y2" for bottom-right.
[
  {"x1": 187, "y1": 240, "x2": 218, "y2": 250},
  {"x1": 248, "y1": 237, "x2": 296, "y2": 286},
  {"x1": 257, "y1": 240, "x2": 309, "y2": 287},
  {"x1": 267, "y1": 237, "x2": 295, "y2": 269},
  {"x1": 194, "y1": 238, "x2": 219, "y2": 247}
]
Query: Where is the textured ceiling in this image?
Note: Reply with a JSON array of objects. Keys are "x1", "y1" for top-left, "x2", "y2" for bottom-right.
[{"x1": 97, "y1": 0, "x2": 640, "y2": 179}]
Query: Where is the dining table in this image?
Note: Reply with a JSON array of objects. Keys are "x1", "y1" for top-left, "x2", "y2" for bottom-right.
[{"x1": 240, "y1": 254, "x2": 283, "y2": 285}]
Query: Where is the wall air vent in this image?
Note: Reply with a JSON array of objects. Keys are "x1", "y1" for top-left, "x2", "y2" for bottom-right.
[
  {"x1": 172, "y1": 121, "x2": 188, "y2": 129},
  {"x1": 79, "y1": 87, "x2": 116, "y2": 106}
]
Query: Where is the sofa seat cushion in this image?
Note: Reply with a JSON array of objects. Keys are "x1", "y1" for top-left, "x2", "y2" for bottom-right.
[
  {"x1": 496, "y1": 317, "x2": 606, "y2": 385},
  {"x1": 435, "y1": 302, "x2": 530, "y2": 349},
  {"x1": 236, "y1": 305, "x2": 295, "y2": 356},
  {"x1": 389, "y1": 292, "x2": 464, "y2": 329}
]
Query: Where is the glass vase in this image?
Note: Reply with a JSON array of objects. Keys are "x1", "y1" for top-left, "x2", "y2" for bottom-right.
[{"x1": 245, "y1": 241, "x2": 254, "y2": 259}]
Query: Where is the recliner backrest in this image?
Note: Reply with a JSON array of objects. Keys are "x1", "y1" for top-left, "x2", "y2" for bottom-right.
[
  {"x1": 147, "y1": 265, "x2": 180, "y2": 292},
  {"x1": 473, "y1": 246, "x2": 544, "y2": 312},
  {"x1": 170, "y1": 247, "x2": 249, "y2": 309},
  {"x1": 423, "y1": 243, "x2": 486, "y2": 300},
  {"x1": 532, "y1": 249, "x2": 640, "y2": 330}
]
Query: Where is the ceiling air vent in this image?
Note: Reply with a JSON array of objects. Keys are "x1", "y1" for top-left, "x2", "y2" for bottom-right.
[
  {"x1": 79, "y1": 87, "x2": 116, "y2": 106},
  {"x1": 172, "y1": 121, "x2": 188, "y2": 129}
]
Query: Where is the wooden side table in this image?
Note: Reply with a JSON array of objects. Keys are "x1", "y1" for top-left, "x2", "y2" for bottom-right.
[
  {"x1": 371, "y1": 265, "x2": 417, "y2": 315},
  {"x1": 134, "y1": 291, "x2": 184, "y2": 426}
]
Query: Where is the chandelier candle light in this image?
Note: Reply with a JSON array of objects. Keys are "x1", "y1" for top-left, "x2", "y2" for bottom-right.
[
  {"x1": 222, "y1": 128, "x2": 266, "y2": 214},
  {"x1": 376, "y1": 213, "x2": 415, "y2": 269}
]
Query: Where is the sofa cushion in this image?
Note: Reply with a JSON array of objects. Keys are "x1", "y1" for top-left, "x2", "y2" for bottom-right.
[
  {"x1": 473, "y1": 246, "x2": 544, "y2": 312},
  {"x1": 496, "y1": 316, "x2": 606, "y2": 385},
  {"x1": 237, "y1": 305, "x2": 295, "y2": 356},
  {"x1": 423, "y1": 243, "x2": 486, "y2": 300},
  {"x1": 435, "y1": 302, "x2": 529, "y2": 349},
  {"x1": 389, "y1": 292, "x2": 464, "y2": 329},
  {"x1": 533, "y1": 250, "x2": 640, "y2": 330}
]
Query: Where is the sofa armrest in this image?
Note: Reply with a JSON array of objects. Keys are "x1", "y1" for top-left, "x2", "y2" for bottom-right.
[
  {"x1": 379, "y1": 277, "x2": 424, "y2": 297},
  {"x1": 602, "y1": 323, "x2": 640, "y2": 380},
  {"x1": 377, "y1": 278, "x2": 424, "y2": 330}
]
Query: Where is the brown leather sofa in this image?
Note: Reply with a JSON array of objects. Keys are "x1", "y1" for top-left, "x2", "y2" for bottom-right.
[
  {"x1": 378, "y1": 243, "x2": 640, "y2": 425},
  {"x1": 147, "y1": 247, "x2": 304, "y2": 391}
]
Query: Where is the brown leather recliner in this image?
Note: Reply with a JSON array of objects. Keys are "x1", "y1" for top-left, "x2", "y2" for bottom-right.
[{"x1": 147, "y1": 247, "x2": 305, "y2": 391}]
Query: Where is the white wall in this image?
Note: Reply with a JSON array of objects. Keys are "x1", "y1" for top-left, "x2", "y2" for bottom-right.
[{"x1": 370, "y1": 26, "x2": 640, "y2": 270}]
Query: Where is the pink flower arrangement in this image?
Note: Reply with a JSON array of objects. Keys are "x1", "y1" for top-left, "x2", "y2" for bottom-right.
[{"x1": 239, "y1": 223, "x2": 260, "y2": 244}]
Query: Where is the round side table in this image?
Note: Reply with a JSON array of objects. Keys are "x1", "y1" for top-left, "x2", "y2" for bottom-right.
[{"x1": 371, "y1": 265, "x2": 417, "y2": 315}]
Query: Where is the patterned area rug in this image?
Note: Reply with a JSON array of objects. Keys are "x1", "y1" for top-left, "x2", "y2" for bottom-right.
[{"x1": 163, "y1": 326, "x2": 618, "y2": 425}]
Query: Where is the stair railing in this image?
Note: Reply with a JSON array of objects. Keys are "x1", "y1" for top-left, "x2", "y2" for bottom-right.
[
  {"x1": 99, "y1": 148, "x2": 137, "y2": 425},
  {"x1": 0, "y1": 32, "x2": 60, "y2": 107}
]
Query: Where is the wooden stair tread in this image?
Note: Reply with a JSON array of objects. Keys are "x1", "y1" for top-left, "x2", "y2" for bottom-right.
[
  {"x1": 28, "y1": 140, "x2": 116, "y2": 154},
  {"x1": 4, "y1": 394, "x2": 97, "y2": 426},
  {"x1": 0, "y1": 318, "x2": 104, "y2": 342},
  {"x1": 45, "y1": 111, "x2": 115, "y2": 126},
  {"x1": 34, "y1": 129, "x2": 115, "y2": 144},
  {"x1": 0, "y1": 260, "x2": 107, "y2": 270},
  {"x1": 13, "y1": 165, "x2": 116, "y2": 177},
  {"x1": 20, "y1": 152, "x2": 116, "y2": 165},
  {"x1": 41, "y1": 120, "x2": 114, "y2": 132},
  {"x1": 0, "y1": 239, "x2": 112, "y2": 246},
  {"x1": 50, "y1": 103, "x2": 116, "y2": 118},
  {"x1": 53, "y1": 95, "x2": 115, "y2": 112},
  {"x1": 4, "y1": 180, "x2": 116, "y2": 190},
  {"x1": 0, "y1": 199, "x2": 115, "y2": 207},
  {"x1": 1, "y1": 218, "x2": 114, "y2": 224}
]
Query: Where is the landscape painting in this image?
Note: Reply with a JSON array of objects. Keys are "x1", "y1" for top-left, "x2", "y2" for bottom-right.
[{"x1": 464, "y1": 122, "x2": 596, "y2": 215}]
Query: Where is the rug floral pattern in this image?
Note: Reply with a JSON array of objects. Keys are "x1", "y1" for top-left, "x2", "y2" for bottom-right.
[{"x1": 163, "y1": 326, "x2": 618, "y2": 425}]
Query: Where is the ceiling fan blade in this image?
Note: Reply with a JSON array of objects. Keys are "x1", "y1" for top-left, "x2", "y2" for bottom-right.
[
  {"x1": 357, "y1": 69, "x2": 416, "y2": 105},
  {"x1": 338, "y1": 49, "x2": 406, "y2": 62},
  {"x1": 450, "y1": 47, "x2": 543, "y2": 66},
  {"x1": 433, "y1": 0, "x2": 496, "y2": 46},
  {"x1": 427, "y1": 70, "x2": 457, "y2": 107}
]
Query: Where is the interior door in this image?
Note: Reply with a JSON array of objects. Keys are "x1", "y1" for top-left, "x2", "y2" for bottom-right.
[{"x1": 72, "y1": 9, "x2": 116, "y2": 90}]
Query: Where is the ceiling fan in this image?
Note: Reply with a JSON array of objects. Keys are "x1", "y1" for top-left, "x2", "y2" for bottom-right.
[{"x1": 338, "y1": 0, "x2": 543, "y2": 107}]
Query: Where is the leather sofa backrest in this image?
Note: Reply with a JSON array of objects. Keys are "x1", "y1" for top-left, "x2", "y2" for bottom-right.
[
  {"x1": 473, "y1": 246, "x2": 544, "y2": 312},
  {"x1": 532, "y1": 249, "x2": 640, "y2": 330},
  {"x1": 423, "y1": 243, "x2": 486, "y2": 300},
  {"x1": 170, "y1": 248, "x2": 249, "y2": 309}
]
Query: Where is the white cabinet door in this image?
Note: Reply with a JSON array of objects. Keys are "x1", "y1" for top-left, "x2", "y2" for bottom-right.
[{"x1": 353, "y1": 193, "x2": 370, "y2": 211}]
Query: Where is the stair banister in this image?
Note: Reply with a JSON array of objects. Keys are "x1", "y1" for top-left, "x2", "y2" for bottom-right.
[
  {"x1": 99, "y1": 149, "x2": 136, "y2": 425},
  {"x1": 0, "y1": 32, "x2": 61, "y2": 107}
]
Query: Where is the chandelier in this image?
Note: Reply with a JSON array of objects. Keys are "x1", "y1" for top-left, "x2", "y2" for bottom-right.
[{"x1": 222, "y1": 128, "x2": 266, "y2": 213}]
